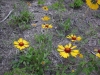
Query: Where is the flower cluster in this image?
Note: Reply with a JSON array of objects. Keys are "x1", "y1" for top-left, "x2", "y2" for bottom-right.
[
  {"x1": 57, "y1": 34, "x2": 83, "y2": 58},
  {"x1": 13, "y1": 5, "x2": 53, "y2": 51},
  {"x1": 42, "y1": 6, "x2": 53, "y2": 29}
]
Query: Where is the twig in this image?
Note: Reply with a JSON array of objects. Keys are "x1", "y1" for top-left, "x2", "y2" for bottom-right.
[
  {"x1": 91, "y1": 51, "x2": 95, "y2": 55},
  {"x1": 0, "y1": 9, "x2": 14, "y2": 23}
]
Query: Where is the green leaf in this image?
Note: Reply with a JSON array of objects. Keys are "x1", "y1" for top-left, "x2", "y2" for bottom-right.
[{"x1": 63, "y1": 18, "x2": 71, "y2": 31}]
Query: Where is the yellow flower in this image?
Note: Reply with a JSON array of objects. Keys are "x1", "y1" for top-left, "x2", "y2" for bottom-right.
[
  {"x1": 66, "y1": 34, "x2": 82, "y2": 42},
  {"x1": 42, "y1": 6, "x2": 48, "y2": 11},
  {"x1": 14, "y1": 38, "x2": 29, "y2": 50},
  {"x1": 27, "y1": 2, "x2": 31, "y2": 6},
  {"x1": 31, "y1": 23, "x2": 36, "y2": 27},
  {"x1": 77, "y1": 53, "x2": 83, "y2": 58},
  {"x1": 41, "y1": 61, "x2": 45, "y2": 65},
  {"x1": 57, "y1": 43, "x2": 79, "y2": 58},
  {"x1": 86, "y1": 0, "x2": 100, "y2": 10},
  {"x1": 72, "y1": 70, "x2": 75, "y2": 72},
  {"x1": 41, "y1": 16, "x2": 50, "y2": 21},
  {"x1": 95, "y1": 49, "x2": 100, "y2": 58},
  {"x1": 42, "y1": 24, "x2": 53, "y2": 29},
  {"x1": 94, "y1": 48, "x2": 98, "y2": 51}
]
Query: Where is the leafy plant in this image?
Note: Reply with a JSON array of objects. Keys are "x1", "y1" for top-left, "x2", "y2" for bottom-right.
[
  {"x1": 4, "y1": 68, "x2": 30, "y2": 75},
  {"x1": 67, "y1": 52, "x2": 100, "y2": 75},
  {"x1": 69, "y1": 0, "x2": 84, "y2": 9},
  {"x1": 94, "y1": 14, "x2": 100, "y2": 18},
  {"x1": 12, "y1": 46, "x2": 50, "y2": 75},
  {"x1": 12, "y1": 33, "x2": 52, "y2": 75},
  {"x1": 63, "y1": 18, "x2": 71, "y2": 31},
  {"x1": 9, "y1": 10, "x2": 34, "y2": 30},
  {"x1": 56, "y1": 18, "x2": 71, "y2": 37},
  {"x1": 49, "y1": 0, "x2": 66, "y2": 12},
  {"x1": 37, "y1": 0, "x2": 45, "y2": 5}
]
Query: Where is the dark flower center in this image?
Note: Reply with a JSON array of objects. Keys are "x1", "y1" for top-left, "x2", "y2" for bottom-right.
[
  {"x1": 98, "y1": 50, "x2": 100, "y2": 53},
  {"x1": 45, "y1": 25, "x2": 49, "y2": 28},
  {"x1": 64, "y1": 48, "x2": 71, "y2": 53},
  {"x1": 44, "y1": 7, "x2": 47, "y2": 9},
  {"x1": 19, "y1": 42, "x2": 24, "y2": 46},
  {"x1": 91, "y1": 0, "x2": 97, "y2": 4},
  {"x1": 72, "y1": 36, "x2": 76, "y2": 40}
]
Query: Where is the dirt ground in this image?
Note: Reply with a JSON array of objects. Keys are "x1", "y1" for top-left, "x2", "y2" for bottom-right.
[{"x1": 0, "y1": 0, "x2": 100, "y2": 75}]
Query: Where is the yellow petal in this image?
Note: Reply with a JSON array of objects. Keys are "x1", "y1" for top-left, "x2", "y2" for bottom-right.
[
  {"x1": 73, "y1": 35, "x2": 76, "y2": 38},
  {"x1": 71, "y1": 40, "x2": 76, "y2": 42},
  {"x1": 49, "y1": 25, "x2": 53, "y2": 28},
  {"x1": 57, "y1": 49, "x2": 64, "y2": 52},
  {"x1": 97, "y1": 0, "x2": 100, "y2": 4},
  {"x1": 58, "y1": 45, "x2": 65, "y2": 50},
  {"x1": 24, "y1": 45, "x2": 29, "y2": 48},
  {"x1": 68, "y1": 43, "x2": 72, "y2": 48},
  {"x1": 41, "y1": 18, "x2": 44, "y2": 21},
  {"x1": 76, "y1": 36, "x2": 82, "y2": 41},
  {"x1": 14, "y1": 45, "x2": 20, "y2": 48},
  {"x1": 66, "y1": 35, "x2": 71, "y2": 39},
  {"x1": 78, "y1": 54, "x2": 83, "y2": 58},
  {"x1": 65, "y1": 44, "x2": 69, "y2": 48},
  {"x1": 71, "y1": 46, "x2": 77, "y2": 49},
  {"x1": 96, "y1": 53, "x2": 100, "y2": 58},
  {"x1": 72, "y1": 50, "x2": 79, "y2": 53},
  {"x1": 42, "y1": 24, "x2": 45, "y2": 28},
  {"x1": 14, "y1": 41, "x2": 19, "y2": 45},
  {"x1": 71, "y1": 34, "x2": 74, "y2": 37},
  {"x1": 23, "y1": 40, "x2": 29, "y2": 44},
  {"x1": 19, "y1": 46, "x2": 25, "y2": 50},
  {"x1": 60, "y1": 52, "x2": 69, "y2": 58},
  {"x1": 91, "y1": 4, "x2": 99, "y2": 10},
  {"x1": 71, "y1": 52, "x2": 78, "y2": 57},
  {"x1": 18, "y1": 38, "x2": 23, "y2": 43},
  {"x1": 86, "y1": 0, "x2": 99, "y2": 10}
]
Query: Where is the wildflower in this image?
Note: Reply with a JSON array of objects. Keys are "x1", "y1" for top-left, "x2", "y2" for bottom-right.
[
  {"x1": 94, "y1": 48, "x2": 98, "y2": 51},
  {"x1": 66, "y1": 34, "x2": 81, "y2": 42},
  {"x1": 86, "y1": 0, "x2": 100, "y2": 10},
  {"x1": 41, "y1": 16, "x2": 50, "y2": 21},
  {"x1": 41, "y1": 61, "x2": 45, "y2": 65},
  {"x1": 31, "y1": 23, "x2": 36, "y2": 27},
  {"x1": 42, "y1": 6, "x2": 48, "y2": 11},
  {"x1": 94, "y1": 49, "x2": 100, "y2": 58},
  {"x1": 57, "y1": 43, "x2": 79, "y2": 58},
  {"x1": 27, "y1": 2, "x2": 31, "y2": 6},
  {"x1": 72, "y1": 70, "x2": 75, "y2": 72},
  {"x1": 42, "y1": 24, "x2": 53, "y2": 29},
  {"x1": 14, "y1": 38, "x2": 29, "y2": 50},
  {"x1": 77, "y1": 53, "x2": 83, "y2": 58}
]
